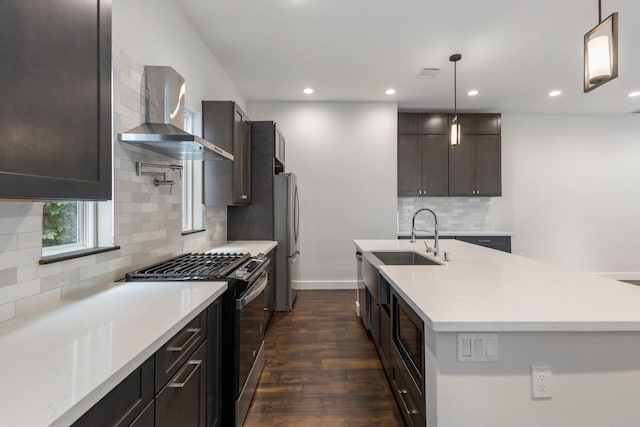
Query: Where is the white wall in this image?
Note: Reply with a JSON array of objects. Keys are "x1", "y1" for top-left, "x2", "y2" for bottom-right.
[
  {"x1": 113, "y1": 0, "x2": 246, "y2": 110},
  {"x1": 493, "y1": 114, "x2": 640, "y2": 279},
  {"x1": 248, "y1": 102, "x2": 398, "y2": 289}
]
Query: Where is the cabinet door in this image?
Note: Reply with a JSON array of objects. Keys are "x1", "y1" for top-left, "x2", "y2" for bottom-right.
[
  {"x1": 206, "y1": 300, "x2": 222, "y2": 427},
  {"x1": 457, "y1": 114, "x2": 501, "y2": 135},
  {"x1": 398, "y1": 135, "x2": 421, "y2": 196},
  {"x1": 231, "y1": 107, "x2": 251, "y2": 205},
  {"x1": 421, "y1": 114, "x2": 449, "y2": 134},
  {"x1": 474, "y1": 114, "x2": 501, "y2": 135},
  {"x1": 72, "y1": 357, "x2": 154, "y2": 427},
  {"x1": 448, "y1": 139, "x2": 474, "y2": 196},
  {"x1": 156, "y1": 342, "x2": 207, "y2": 427},
  {"x1": 474, "y1": 135, "x2": 501, "y2": 196},
  {"x1": 130, "y1": 401, "x2": 155, "y2": 427},
  {"x1": 420, "y1": 135, "x2": 449, "y2": 196},
  {"x1": 0, "y1": 0, "x2": 112, "y2": 200},
  {"x1": 398, "y1": 113, "x2": 421, "y2": 134}
]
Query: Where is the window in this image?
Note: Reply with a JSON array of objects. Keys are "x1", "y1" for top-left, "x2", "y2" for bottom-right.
[
  {"x1": 42, "y1": 200, "x2": 113, "y2": 257},
  {"x1": 182, "y1": 107, "x2": 205, "y2": 233}
]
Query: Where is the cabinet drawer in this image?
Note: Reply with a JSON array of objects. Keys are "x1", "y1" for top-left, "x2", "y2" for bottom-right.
[
  {"x1": 456, "y1": 236, "x2": 511, "y2": 253},
  {"x1": 156, "y1": 311, "x2": 206, "y2": 393},
  {"x1": 72, "y1": 357, "x2": 154, "y2": 427},
  {"x1": 391, "y1": 350, "x2": 425, "y2": 427},
  {"x1": 156, "y1": 341, "x2": 207, "y2": 427}
]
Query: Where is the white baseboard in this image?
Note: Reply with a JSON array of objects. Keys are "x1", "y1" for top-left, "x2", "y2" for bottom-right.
[
  {"x1": 293, "y1": 280, "x2": 357, "y2": 290},
  {"x1": 591, "y1": 272, "x2": 640, "y2": 281}
]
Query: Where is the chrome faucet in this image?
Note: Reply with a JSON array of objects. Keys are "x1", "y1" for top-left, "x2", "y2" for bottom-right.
[{"x1": 410, "y1": 208, "x2": 439, "y2": 256}]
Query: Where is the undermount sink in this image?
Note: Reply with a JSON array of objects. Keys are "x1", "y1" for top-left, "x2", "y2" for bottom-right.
[{"x1": 372, "y1": 251, "x2": 441, "y2": 266}]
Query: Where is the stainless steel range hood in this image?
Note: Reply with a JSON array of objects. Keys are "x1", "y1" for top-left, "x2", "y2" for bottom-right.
[{"x1": 118, "y1": 66, "x2": 233, "y2": 161}]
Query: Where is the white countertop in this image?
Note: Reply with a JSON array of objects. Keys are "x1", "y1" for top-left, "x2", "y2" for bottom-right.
[
  {"x1": 354, "y1": 239, "x2": 640, "y2": 333},
  {"x1": 397, "y1": 230, "x2": 512, "y2": 237},
  {"x1": 0, "y1": 281, "x2": 227, "y2": 427},
  {"x1": 208, "y1": 240, "x2": 277, "y2": 256}
]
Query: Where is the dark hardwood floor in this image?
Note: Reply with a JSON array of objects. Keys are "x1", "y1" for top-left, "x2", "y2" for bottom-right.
[{"x1": 244, "y1": 290, "x2": 404, "y2": 427}]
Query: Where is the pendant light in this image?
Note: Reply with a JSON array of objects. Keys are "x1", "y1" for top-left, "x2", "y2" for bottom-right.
[
  {"x1": 584, "y1": 0, "x2": 618, "y2": 92},
  {"x1": 450, "y1": 54, "x2": 462, "y2": 146}
]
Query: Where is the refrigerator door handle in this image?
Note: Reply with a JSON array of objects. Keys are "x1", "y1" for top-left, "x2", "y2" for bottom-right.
[{"x1": 293, "y1": 185, "x2": 300, "y2": 245}]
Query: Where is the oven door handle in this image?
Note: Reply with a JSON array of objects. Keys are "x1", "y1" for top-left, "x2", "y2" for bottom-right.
[{"x1": 237, "y1": 272, "x2": 269, "y2": 309}]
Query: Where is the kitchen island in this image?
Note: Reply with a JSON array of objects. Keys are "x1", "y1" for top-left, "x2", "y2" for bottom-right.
[{"x1": 354, "y1": 239, "x2": 640, "y2": 427}]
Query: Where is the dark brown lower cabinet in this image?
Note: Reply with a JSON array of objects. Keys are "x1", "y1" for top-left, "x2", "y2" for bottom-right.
[
  {"x1": 391, "y1": 290, "x2": 426, "y2": 427},
  {"x1": 131, "y1": 401, "x2": 155, "y2": 427},
  {"x1": 72, "y1": 357, "x2": 154, "y2": 427},
  {"x1": 156, "y1": 342, "x2": 207, "y2": 427},
  {"x1": 74, "y1": 297, "x2": 221, "y2": 427}
]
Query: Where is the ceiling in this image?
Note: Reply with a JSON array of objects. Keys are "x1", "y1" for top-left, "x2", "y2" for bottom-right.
[{"x1": 177, "y1": 0, "x2": 640, "y2": 114}]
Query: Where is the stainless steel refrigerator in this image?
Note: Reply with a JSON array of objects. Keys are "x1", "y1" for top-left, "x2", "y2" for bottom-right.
[
  {"x1": 226, "y1": 121, "x2": 299, "y2": 311},
  {"x1": 274, "y1": 173, "x2": 299, "y2": 311}
]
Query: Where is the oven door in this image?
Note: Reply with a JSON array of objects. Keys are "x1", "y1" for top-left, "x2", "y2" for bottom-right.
[{"x1": 235, "y1": 269, "x2": 269, "y2": 426}]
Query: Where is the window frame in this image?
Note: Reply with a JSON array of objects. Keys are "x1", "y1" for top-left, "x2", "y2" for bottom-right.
[{"x1": 182, "y1": 106, "x2": 205, "y2": 233}]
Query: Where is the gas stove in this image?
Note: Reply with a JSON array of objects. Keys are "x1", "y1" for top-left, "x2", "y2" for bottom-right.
[{"x1": 125, "y1": 252, "x2": 250, "y2": 281}]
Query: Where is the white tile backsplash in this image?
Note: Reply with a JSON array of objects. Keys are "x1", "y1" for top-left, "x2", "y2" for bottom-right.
[
  {"x1": 0, "y1": 46, "x2": 227, "y2": 323},
  {"x1": 398, "y1": 197, "x2": 493, "y2": 232}
]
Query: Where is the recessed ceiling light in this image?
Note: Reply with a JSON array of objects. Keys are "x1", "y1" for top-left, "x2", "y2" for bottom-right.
[
  {"x1": 385, "y1": 88, "x2": 396, "y2": 95},
  {"x1": 467, "y1": 89, "x2": 479, "y2": 96},
  {"x1": 548, "y1": 90, "x2": 562, "y2": 97},
  {"x1": 303, "y1": 87, "x2": 314, "y2": 95},
  {"x1": 629, "y1": 91, "x2": 640, "y2": 98}
]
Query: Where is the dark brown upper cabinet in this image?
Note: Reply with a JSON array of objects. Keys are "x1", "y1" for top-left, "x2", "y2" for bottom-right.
[
  {"x1": 398, "y1": 113, "x2": 450, "y2": 197},
  {"x1": 449, "y1": 135, "x2": 501, "y2": 197},
  {"x1": 398, "y1": 113, "x2": 449, "y2": 134},
  {"x1": 202, "y1": 101, "x2": 251, "y2": 206},
  {"x1": 0, "y1": 0, "x2": 112, "y2": 200},
  {"x1": 456, "y1": 113, "x2": 501, "y2": 135},
  {"x1": 398, "y1": 135, "x2": 448, "y2": 197},
  {"x1": 398, "y1": 112, "x2": 501, "y2": 197}
]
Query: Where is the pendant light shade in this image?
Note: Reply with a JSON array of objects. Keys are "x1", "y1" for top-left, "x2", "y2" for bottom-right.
[
  {"x1": 450, "y1": 54, "x2": 462, "y2": 146},
  {"x1": 584, "y1": 0, "x2": 618, "y2": 92}
]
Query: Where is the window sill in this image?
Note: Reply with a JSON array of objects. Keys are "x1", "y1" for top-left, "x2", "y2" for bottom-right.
[
  {"x1": 39, "y1": 246, "x2": 121, "y2": 265},
  {"x1": 181, "y1": 229, "x2": 206, "y2": 236}
]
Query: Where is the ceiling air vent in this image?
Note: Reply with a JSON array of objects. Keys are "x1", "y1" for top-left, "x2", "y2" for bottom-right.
[{"x1": 417, "y1": 68, "x2": 440, "y2": 78}]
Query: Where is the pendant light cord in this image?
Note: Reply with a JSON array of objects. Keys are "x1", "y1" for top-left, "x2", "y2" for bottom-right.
[
  {"x1": 598, "y1": 0, "x2": 602, "y2": 22},
  {"x1": 454, "y1": 60, "x2": 457, "y2": 117}
]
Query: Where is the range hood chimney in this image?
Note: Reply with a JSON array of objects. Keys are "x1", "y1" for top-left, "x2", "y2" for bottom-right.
[{"x1": 118, "y1": 66, "x2": 233, "y2": 161}]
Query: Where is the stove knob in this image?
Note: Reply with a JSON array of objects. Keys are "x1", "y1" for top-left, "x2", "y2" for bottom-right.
[{"x1": 235, "y1": 269, "x2": 246, "y2": 278}]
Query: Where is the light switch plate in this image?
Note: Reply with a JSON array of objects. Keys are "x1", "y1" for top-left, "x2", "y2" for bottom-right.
[{"x1": 457, "y1": 333, "x2": 499, "y2": 362}]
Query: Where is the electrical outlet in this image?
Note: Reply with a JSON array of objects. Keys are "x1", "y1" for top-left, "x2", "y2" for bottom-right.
[{"x1": 531, "y1": 366, "x2": 552, "y2": 399}]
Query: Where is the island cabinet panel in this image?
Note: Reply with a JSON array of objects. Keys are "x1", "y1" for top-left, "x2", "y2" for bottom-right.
[
  {"x1": 0, "y1": 0, "x2": 112, "y2": 200},
  {"x1": 202, "y1": 101, "x2": 252, "y2": 206},
  {"x1": 449, "y1": 135, "x2": 501, "y2": 196},
  {"x1": 391, "y1": 290, "x2": 426, "y2": 427}
]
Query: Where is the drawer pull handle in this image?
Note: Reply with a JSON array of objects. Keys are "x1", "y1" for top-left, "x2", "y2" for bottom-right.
[
  {"x1": 397, "y1": 388, "x2": 419, "y2": 416},
  {"x1": 477, "y1": 239, "x2": 491, "y2": 243},
  {"x1": 168, "y1": 360, "x2": 202, "y2": 388},
  {"x1": 167, "y1": 327, "x2": 201, "y2": 352}
]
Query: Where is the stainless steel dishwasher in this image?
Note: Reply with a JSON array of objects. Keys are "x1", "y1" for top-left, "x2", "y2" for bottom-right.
[{"x1": 356, "y1": 251, "x2": 369, "y2": 330}]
